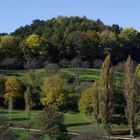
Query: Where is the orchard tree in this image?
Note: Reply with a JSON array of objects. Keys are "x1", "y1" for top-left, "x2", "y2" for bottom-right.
[
  {"x1": 41, "y1": 74, "x2": 67, "y2": 110},
  {"x1": 124, "y1": 55, "x2": 137, "y2": 136},
  {"x1": 4, "y1": 76, "x2": 21, "y2": 112}
]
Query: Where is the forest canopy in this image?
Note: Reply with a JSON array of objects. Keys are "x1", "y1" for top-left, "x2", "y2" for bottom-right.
[{"x1": 0, "y1": 16, "x2": 140, "y2": 69}]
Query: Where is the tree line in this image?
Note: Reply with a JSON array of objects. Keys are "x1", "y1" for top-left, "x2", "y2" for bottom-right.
[
  {"x1": 0, "y1": 16, "x2": 140, "y2": 69},
  {"x1": 79, "y1": 54, "x2": 139, "y2": 136}
]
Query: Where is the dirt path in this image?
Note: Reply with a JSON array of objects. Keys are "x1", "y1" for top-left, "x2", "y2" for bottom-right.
[{"x1": 9, "y1": 126, "x2": 140, "y2": 140}]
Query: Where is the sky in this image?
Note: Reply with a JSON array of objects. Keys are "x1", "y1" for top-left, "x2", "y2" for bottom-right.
[{"x1": 0, "y1": 0, "x2": 140, "y2": 33}]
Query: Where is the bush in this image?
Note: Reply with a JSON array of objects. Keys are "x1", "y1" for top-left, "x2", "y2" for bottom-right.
[
  {"x1": 59, "y1": 59, "x2": 70, "y2": 68},
  {"x1": 0, "y1": 57, "x2": 22, "y2": 70},
  {"x1": 24, "y1": 58, "x2": 42, "y2": 69},
  {"x1": 44, "y1": 61, "x2": 59, "y2": 74},
  {"x1": 38, "y1": 106, "x2": 68, "y2": 140},
  {"x1": 69, "y1": 57, "x2": 82, "y2": 68}
]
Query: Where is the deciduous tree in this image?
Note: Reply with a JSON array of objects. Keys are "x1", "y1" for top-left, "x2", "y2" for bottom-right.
[
  {"x1": 99, "y1": 54, "x2": 114, "y2": 133},
  {"x1": 4, "y1": 76, "x2": 21, "y2": 112},
  {"x1": 124, "y1": 55, "x2": 137, "y2": 136},
  {"x1": 78, "y1": 86, "x2": 93, "y2": 115},
  {"x1": 41, "y1": 74, "x2": 67, "y2": 110}
]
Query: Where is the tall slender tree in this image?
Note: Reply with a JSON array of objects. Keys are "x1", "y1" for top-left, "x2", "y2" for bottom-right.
[
  {"x1": 24, "y1": 86, "x2": 32, "y2": 119},
  {"x1": 92, "y1": 80, "x2": 100, "y2": 125},
  {"x1": 124, "y1": 55, "x2": 137, "y2": 136},
  {"x1": 25, "y1": 69, "x2": 39, "y2": 108},
  {"x1": 99, "y1": 54, "x2": 114, "y2": 133},
  {"x1": 24, "y1": 70, "x2": 38, "y2": 132}
]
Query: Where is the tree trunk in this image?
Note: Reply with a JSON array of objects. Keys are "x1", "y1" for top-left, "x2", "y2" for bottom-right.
[
  {"x1": 25, "y1": 104, "x2": 30, "y2": 114},
  {"x1": 8, "y1": 99, "x2": 13, "y2": 113},
  {"x1": 130, "y1": 127, "x2": 134, "y2": 137}
]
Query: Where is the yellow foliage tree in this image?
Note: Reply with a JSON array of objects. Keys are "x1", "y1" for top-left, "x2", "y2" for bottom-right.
[
  {"x1": 4, "y1": 76, "x2": 21, "y2": 112},
  {"x1": 26, "y1": 34, "x2": 40, "y2": 49},
  {"x1": 78, "y1": 80, "x2": 100, "y2": 123},
  {"x1": 41, "y1": 74, "x2": 67, "y2": 110},
  {"x1": 0, "y1": 35, "x2": 17, "y2": 49},
  {"x1": 78, "y1": 86, "x2": 93, "y2": 115}
]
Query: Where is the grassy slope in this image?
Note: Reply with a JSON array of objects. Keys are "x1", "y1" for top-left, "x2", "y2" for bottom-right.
[
  {"x1": 0, "y1": 110, "x2": 91, "y2": 132},
  {"x1": 0, "y1": 110, "x2": 93, "y2": 139},
  {"x1": 0, "y1": 68, "x2": 123, "y2": 81},
  {"x1": 0, "y1": 68, "x2": 123, "y2": 139},
  {"x1": 0, "y1": 110, "x2": 126, "y2": 140}
]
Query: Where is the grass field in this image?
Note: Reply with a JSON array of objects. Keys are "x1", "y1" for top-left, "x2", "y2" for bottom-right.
[
  {"x1": 0, "y1": 110, "x2": 130, "y2": 140},
  {"x1": 0, "y1": 110, "x2": 92, "y2": 132},
  {"x1": 0, "y1": 68, "x2": 124, "y2": 139},
  {"x1": 0, "y1": 110, "x2": 93, "y2": 139},
  {"x1": 0, "y1": 68, "x2": 123, "y2": 82}
]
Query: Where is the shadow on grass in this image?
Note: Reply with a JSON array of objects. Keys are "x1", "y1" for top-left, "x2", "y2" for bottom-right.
[
  {"x1": 6, "y1": 73, "x2": 21, "y2": 77},
  {"x1": 65, "y1": 122, "x2": 91, "y2": 127},
  {"x1": 0, "y1": 111, "x2": 9, "y2": 114},
  {"x1": 112, "y1": 129, "x2": 140, "y2": 136},
  {"x1": 9, "y1": 117, "x2": 27, "y2": 121},
  {"x1": 0, "y1": 111, "x2": 22, "y2": 115},
  {"x1": 112, "y1": 115, "x2": 127, "y2": 125}
]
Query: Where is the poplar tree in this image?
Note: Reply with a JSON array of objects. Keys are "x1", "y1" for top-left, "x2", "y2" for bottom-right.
[
  {"x1": 99, "y1": 54, "x2": 114, "y2": 132},
  {"x1": 124, "y1": 55, "x2": 136, "y2": 136},
  {"x1": 92, "y1": 80, "x2": 100, "y2": 125},
  {"x1": 25, "y1": 69, "x2": 39, "y2": 109},
  {"x1": 24, "y1": 86, "x2": 32, "y2": 119}
]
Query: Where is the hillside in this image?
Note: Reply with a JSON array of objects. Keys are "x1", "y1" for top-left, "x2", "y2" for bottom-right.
[{"x1": 0, "y1": 16, "x2": 140, "y2": 70}]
